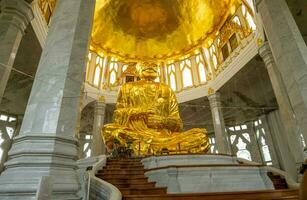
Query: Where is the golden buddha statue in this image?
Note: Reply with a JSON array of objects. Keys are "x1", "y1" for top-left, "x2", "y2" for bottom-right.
[{"x1": 102, "y1": 62, "x2": 209, "y2": 155}]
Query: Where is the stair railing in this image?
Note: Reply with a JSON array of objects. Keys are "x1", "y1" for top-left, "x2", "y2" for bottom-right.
[
  {"x1": 86, "y1": 155, "x2": 122, "y2": 200},
  {"x1": 77, "y1": 155, "x2": 122, "y2": 200},
  {"x1": 237, "y1": 157, "x2": 299, "y2": 189}
]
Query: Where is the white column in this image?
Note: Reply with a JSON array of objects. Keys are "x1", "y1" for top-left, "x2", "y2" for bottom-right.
[
  {"x1": 174, "y1": 62, "x2": 183, "y2": 91},
  {"x1": 259, "y1": 42, "x2": 303, "y2": 179},
  {"x1": 258, "y1": 115, "x2": 280, "y2": 167},
  {"x1": 0, "y1": 0, "x2": 96, "y2": 199},
  {"x1": 256, "y1": 0, "x2": 307, "y2": 147},
  {"x1": 208, "y1": 92, "x2": 231, "y2": 154},
  {"x1": 190, "y1": 56, "x2": 200, "y2": 86},
  {"x1": 0, "y1": 0, "x2": 34, "y2": 104},
  {"x1": 92, "y1": 96, "x2": 106, "y2": 156},
  {"x1": 266, "y1": 111, "x2": 299, "y2": 180}
]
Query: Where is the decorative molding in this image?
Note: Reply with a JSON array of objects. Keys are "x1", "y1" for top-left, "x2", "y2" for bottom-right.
[
  {"x1": 176, "y1": 35, "x2": 258, "y2": 103},
  {"x1": 258, "y1": 41, "x2": 275, "y2": 68},
  {"x1": 208, "y1": 87, "x2": 215, "y2": 95},
  {"x1": 98, "y1": 95, "x2": 105, "y2": 103}
]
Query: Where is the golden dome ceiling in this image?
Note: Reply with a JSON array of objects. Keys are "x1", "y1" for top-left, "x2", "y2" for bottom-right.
[{"x1": 91, "y1": 0, "x2": 237, "y2": 62}]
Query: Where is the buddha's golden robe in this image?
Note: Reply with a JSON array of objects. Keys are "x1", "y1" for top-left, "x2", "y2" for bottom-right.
[{"x1": 102, "y1": 80, "x2": 209, "y2": 155}]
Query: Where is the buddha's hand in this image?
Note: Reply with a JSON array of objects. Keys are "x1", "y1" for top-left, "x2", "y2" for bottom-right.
[
  {"x1": 147, "y1": 114, "x2": 164, "y2": 129},
  {"x1": 130, "y1": 108, "x2": 155, "y2": 119},
  {"x1": 163, "y1": 118, "x2": 182, "y2": 131}
]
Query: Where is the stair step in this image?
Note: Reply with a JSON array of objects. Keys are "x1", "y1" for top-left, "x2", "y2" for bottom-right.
[
  {"x1": 274, "y1": 184, "x2": 288, "y2": 190},
  {"x1": 97, "y1": 174, "x2": 146, "y2": 179},
  {"x1": 107, "y1": 160, "x2": 142, "y2": 163},
  {"x1": 112, "y1": 182, "x2": 156, "y2": 189},
  {"x1": 97, "y1": 170, "x2": 145, "y2": 175},
  {"x1": 102, "y1": 177, "x2": 150, "y2": 184},
  {"x1": 105, "y1": 162, "x2": 142, "y2": 165},
  {"x1": 106, "y1": 165, "x2": 144, "y2": 168},
  {"x1": 99, "y1": 168, "x2": 145, "y2": 172},
  {"x1": 104, "y1": 165, "x2": 144, "y2": 169},
  {"x1": 119, "y1": 187, "x2": 167, "y2": 195},
  {"x1": 108, "y1": 158, "x2": 143, "y2": 161},
  {"x1": 103, "y1": 168, "x2": 145, "y2": 171},
  {"x1": 267, "y1": 172, "x2": 288, "y2": 190},
  {"x1": 122, "y1": 189, "x2": 299, "y2": 200},
  {"x1": 271, "y1": 180, "x2": 287, "y2": 184}
]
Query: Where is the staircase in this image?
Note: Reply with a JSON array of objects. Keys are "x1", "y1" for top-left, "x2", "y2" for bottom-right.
[
  {"x1": 96, "y1": 158, "x2": 167, "y2": 196},
  {"x1": 268, "y1": 172, "x2": 288, "y2": 190},
  {"x1": 96, "y1": 158, "x2": 299, "y2": 200}
]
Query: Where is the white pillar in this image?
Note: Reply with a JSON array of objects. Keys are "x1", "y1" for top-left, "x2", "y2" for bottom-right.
[
  {"x1": 92, "y1": 96, "x2": 106, "y2": 156},
  {"x1": 208, "y1": 92, "x2": 232, "y2": 154},
  {"x1": 0, "y1": 0, "x2": 96, "y2": 199},
  {"x1": 259, "y1": 42, "x2": 303, "y2": 179},
  {"x1": 0, "y1": 0, "x2": 34, "y2": 104},
  {"x1": 266, "y1": 111, "x2": 299, "y2": 180},
  {"x1": 256, "y1": 0, "x2": 307, "y2": 148}
]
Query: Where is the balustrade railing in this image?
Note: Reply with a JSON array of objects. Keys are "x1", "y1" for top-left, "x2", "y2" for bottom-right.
[{"x1": 77, "y1": 156, "x2": 122, "y2": 200}]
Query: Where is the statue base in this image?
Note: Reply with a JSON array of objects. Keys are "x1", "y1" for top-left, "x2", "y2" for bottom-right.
[{"x1": 142, "y1": 154, "x2": 274, "y2": 193}]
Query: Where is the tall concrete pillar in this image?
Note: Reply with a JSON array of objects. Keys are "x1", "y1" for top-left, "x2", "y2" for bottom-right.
[
  {"x1": 0, "y1": 0, "x2": 96, "y2": 199},
  {"x1": 92, "y1": 96, "x2": 106, "y2": 156},
  {"x1": 0, "y1": 0, "x2": 34, "y2": 104},
  {"x1": 256, "y1": 0, "x2": 307, "y2": 148},
  {"x1": 208, "y1": 92, "x2": 232, "y2": 154},
  {"x1": 259, "y1": 42, "x2": 303, "y2": 179}
]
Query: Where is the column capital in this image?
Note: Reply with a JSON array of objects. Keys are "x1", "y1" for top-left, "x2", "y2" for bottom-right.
[
  {"x1": 208, "y1": 91, "x2": 221, "y2": 99},
  {"x1": 258, "y1": 41, "x2": 275, "y2": 69},
  {"x1": 95, "y1": 97, "x2": 106, "y2": 116},
  {"x1": 0, "y1": 0, "x2": 34, "y2": 34},
  {"x1": 98, "y1": 95, "x2": 106, "y2": 103}
]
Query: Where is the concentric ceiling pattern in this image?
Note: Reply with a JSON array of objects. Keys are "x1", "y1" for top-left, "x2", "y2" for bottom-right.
[{"x1": 91, "y1": 0, "x2": 236, "y2": 61}]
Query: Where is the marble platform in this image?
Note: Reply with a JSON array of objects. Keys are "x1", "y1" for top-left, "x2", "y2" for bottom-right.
[
  {"x1": 141, "y1": 154, "x2": 239, "y2": 169},
  {"x1": 142, "y1": 155, "x2": 274, "y2": 194}
]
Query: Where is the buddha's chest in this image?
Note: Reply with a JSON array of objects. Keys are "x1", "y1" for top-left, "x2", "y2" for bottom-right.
[{"x1": 125, "y1": 84, "x2": 169, "y2": 106}]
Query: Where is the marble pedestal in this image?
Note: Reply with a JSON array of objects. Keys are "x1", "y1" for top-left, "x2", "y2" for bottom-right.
[
  {"x1": 143, "y1": 155, "x2": 274, "y2": 194},
  {"x1": 142, "y1": 154, "x2": 238, "y2": 169}
]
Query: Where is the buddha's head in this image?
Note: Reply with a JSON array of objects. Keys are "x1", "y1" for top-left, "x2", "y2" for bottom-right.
[{"x1": 137, "y1": 62, "x2": 159, "y2": 81}]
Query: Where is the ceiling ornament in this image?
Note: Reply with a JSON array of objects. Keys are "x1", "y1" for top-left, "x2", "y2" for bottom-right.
[{"x1": 91, "y1": 0, "x2": 239, "y2": 62}]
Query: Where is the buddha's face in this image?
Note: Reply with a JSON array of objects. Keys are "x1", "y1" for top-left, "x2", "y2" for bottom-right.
[{"x1": 138, "y1": 63, "x2": 159, "y2": 80}]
